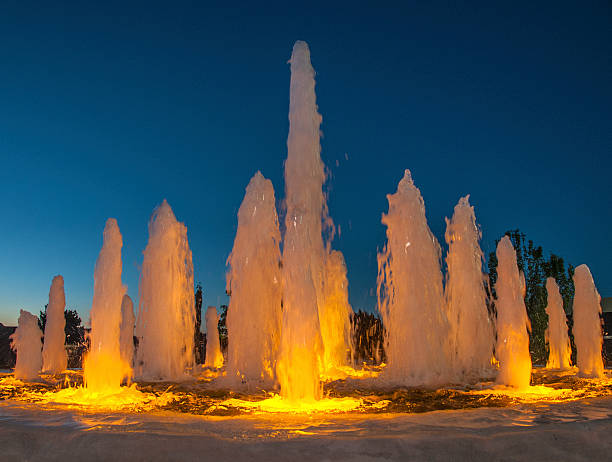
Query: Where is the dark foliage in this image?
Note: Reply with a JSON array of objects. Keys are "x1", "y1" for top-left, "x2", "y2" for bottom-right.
[
  {"x1": 194, "y1": 283, "x2": 204, "y2": 364},
  {"x1": 351, "y1": 309, "x2": 385, "y2": 364},
  {"x1": 38, "y1": 305, "x2": 84, "y2": 345}
]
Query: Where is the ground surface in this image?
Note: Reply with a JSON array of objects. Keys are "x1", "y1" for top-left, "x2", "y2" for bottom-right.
[
  {"x1": 0, "y1": 396, "x2": 611, "y2": 461},
  {"x1": 1, "y1": 369, "x2": 612, "y2": 461}
]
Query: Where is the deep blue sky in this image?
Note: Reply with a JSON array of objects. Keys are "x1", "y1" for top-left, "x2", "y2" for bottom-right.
[{"x1": 0, "y1": 1, "x2": 610, "y2": 326}]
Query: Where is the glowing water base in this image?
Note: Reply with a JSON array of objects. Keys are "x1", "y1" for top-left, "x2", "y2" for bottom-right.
[{"x1": 2, "y1": 40, "x2": 610, "y2": 424}]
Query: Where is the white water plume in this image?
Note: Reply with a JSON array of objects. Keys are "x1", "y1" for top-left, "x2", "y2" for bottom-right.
[
  {"x1": 226, "y1": 172, "x2": 281, "y2": 387},
  {"x1": 10, "y1": 310, "x2": 42, "y2": 381},
  {"x1": 84, "y1": 218, "x2": 130, "y2": 390},
  {"x1": 445, "y1": 196, "x2": 494, "y2": 382},
  {"x1": 572, "y1": 264, "x2": 604, "y2": 378},
  {"x1": 136, "y1": 200, "x2": 195, "y2": 381},
  {"x1": 544, "y1": 277, "x2": 571, "y2": 370},
  {"x1": 377, "y1": 169, "x2": 451, "y2": 386},
  {"x1": 494, "y1": 236, "x2": 532, "y2": 388},
  {"x1": 41, "y1": 275, "x2": 67, "y2": 374}
]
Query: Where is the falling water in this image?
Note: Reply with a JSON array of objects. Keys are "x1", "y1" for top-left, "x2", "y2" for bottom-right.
[
  {"x1": 572, "y1": 264, "x2": 604, "y2": 378},
  {"x1": 545, "y1": 277, "x2": 571, "y2": 370},
  {"x1": 10, "y1": 310, "x2": 42, "y2": 381},
  {"x1": 83, "y1": 218, "x2": 130, "y2": 390},
  {"x1": 277, "y1": 40, "x2": 326, "y2": 401},
  {"x1": 119, "y1": 294, "x2": 135, "y2": 370},
  {"x1": 320, "y1": 250, "x2": 353, "y2": 374},
  {"x1": 377, "y1": 169, "x2": 450, "y2": 386},
  {"x1": 445, "y1": 196, "x2": 494, "y2": 381},
  {"x1": 136, "y1": 200, "x2": 195, "y2": 381},
  {"x1": 41, "y1": 275, "x2": 67, "y2": 374},
  {"x1": 226, "y1": 172, "x2": 281, "y2": 386},
  {"x1": 204, "y1": 306, "x2": 223, "y2": 368},
  {"x1": 494, "y1": 236, "x2": 532, "y2": 388}
]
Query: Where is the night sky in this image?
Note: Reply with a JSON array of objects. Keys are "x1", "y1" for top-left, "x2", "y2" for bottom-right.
[{"x1": 0, "y1": 1, "x2": 610, "y2": 326}]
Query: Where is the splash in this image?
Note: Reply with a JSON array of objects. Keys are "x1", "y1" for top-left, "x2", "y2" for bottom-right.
[
  {"x1": 445, "y1": 196, "x2": 494, "y2": 382},
  {"x1": 226, "y1": 172, "x2": 281, "y2": 387},
  {"x1": 204, "y1": 306, "x2": 223, "y2": 368},
  {"x1": 377, "y1": 170, "x2": 450, "y2": 386},
  {"x1": 10, "y1": 310, "x2": 42, "y2": 381},
  {"x1": 219, "y1": 394, "x2": 364, "y2": 414},
  {"x1": 494, "y1": 236, "x2": 532, "y2": 388},
  {"x1": 136, "y1": 200, "x2": 195, "y2": 381},
  {"x1": 277, "y1": 40, "x2": 326, "y2": 401},
  {"x1": 83, "y1": 218, "x2": 131, "y2": 391},
  {"x1": 41, "y1": 275, "x2": 67, "y2": 374},
  {"x1": 545, "y1": 277, "x2": 572, "y2": 370},
  {"x1": 572, "y1": 264, "x2": 604, "y2": 378},
  {"x1": 119, "y1": 294, "x2": 135, "y2": 371},
  {"x1": 319, "y1": 250, "x2": 353, "y2": 377}
]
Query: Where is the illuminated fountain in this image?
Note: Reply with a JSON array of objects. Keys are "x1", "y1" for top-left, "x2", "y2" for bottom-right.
[
  {"x1": 83, "y1": 218, "x2": 130, "y2": 390},
  {"x1": 136, "y1": 200, "x2": 195, "y2": 381},
  {"x1": 226, "y1": 171, "x2": 281, "y2": 387},
  {"x1": 276, "y1": 40, "x2": 326, "y2": 402},
  {"x1": 119, "y1": 294, "x2": 135, "y2": 370},
  {"x1": 494, "y1": 236, "x2": 532, "y2": 388},
  {"x1": 572, "y1": 264, "x2": 604, "y2": 378},
  {"x1": 545, "y1": 277, "x2": 571, "y2": 370},
  {"x1": 377, "y1": 170, "x2": 451, "y2": 386},
  {"x1": 320, "y1": 249, "x2": 353, "y2": 376},
  {"x1": 204, "y1": 306, "x2": 223, "y2": 368},
  {"x1": 41, "y1": 275, "x2": 67, "y2": 374},
  {"x1": 445, "y1": 196, "x2": 494, "y2": 382},
  {"x1": 10, "y1": 310, "x2": 43, "y2": 381}
]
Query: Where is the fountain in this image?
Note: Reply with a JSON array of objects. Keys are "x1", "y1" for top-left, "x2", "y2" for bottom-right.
[
  {"x1": 572, "y1": 264, "x2": 604, "y2": 378},
  {"x1": 41, "y1": 275, "x2": 67, "y2": 374},
  {"x1": 545, "y1": 277, "x2": 571, "y2": 370},
  {"x1": 226, "y1": 172, "x2": 281, "y2": 386},
  {"x1": 204, "y1": 306, "x2": 223, "y2": 368},
  {"x1": 83, "y1": 218, "x2": 130, "y2": 391},
  {"x1": 136, "y1": 200, "x2": 195, "y2": 381},
  {"x1": 276, "y1": 40, "x2": 327, "y2": 401},
  {"x1": 494, "y1": 236, "x2": 532, "y2": 388},
  {"x1": 119, "y1": 294, "x2": 135, "y2": 371},
  {"x1": 445, "y1": 196, "x2": 494, "y2": 381},
  {"x1": 377, "y1": 169, "x2": 451, "y2": 386},
  {"x1": 320, "y1": 249, "x2": 353, "y2": 375},
  {"x1": 10, "y1": 310, "x2": 42, "y2": 381}
]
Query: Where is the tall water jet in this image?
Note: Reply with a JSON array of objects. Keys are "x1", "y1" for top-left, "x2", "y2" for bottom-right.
[
  {"x1": 226, "y1": 172, "x2": 281, "y2": 386},
  {"x1": 494, "y1": 236, "x2": 532, "y2": 388},
  {"x1": 572, "y1": 264, "x2": 604, "y2": 378},
  {"x1": 445, "y1": 196, "x2": 494, "y2": 381},
  {"x1": 377, "y1": 169, "x2": 450, "y2": 386},
  {"x1": 204, "y1": 306, "x2": 223, "y2": 368},
  {"x1": 136, "y1": 200, "x2": 195, "y2": 380},
  {"x1": 545, "y1": 277, "x2": 571, "y2": 370},
  {"x1": 119, "y1": 294, "x2": 135, "y2": 370},
  {"x1": 84, "y1": 218, "x2": 130, "y2": 390},
  {"x1": 277, "y1": 41, "x2": 326, "y2": 401},
  {"x1": 320, "y1": 250, "x2": 353, "y2": 373},
  {"x1": 10, "y1": 310, "x2": 42, "y2": 381},
  {"x1": 41, "y1": 275, "x2": 67, "y2": 374}
]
